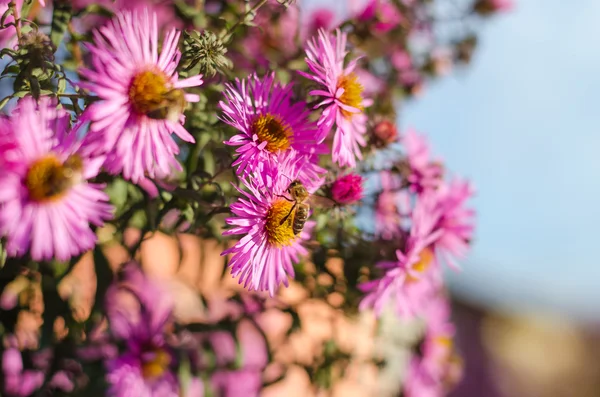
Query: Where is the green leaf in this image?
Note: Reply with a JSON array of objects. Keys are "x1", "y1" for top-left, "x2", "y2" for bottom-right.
[
  {"x1": 50, "y1": 1, "x2": 73, "y2": 49},
  {"x1": 0, "y1": 95, "x2": 12, "y2": 110}
]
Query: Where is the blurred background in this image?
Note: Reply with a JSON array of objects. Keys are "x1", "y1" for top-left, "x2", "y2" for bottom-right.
[{"x1": 400, "y1": 0, "x2": 600, "y2": 396}]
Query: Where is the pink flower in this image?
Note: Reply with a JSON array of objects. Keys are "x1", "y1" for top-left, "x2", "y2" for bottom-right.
[
  {"x1": 300, "y1": 7, "x2": 337, "y2": 41},
  {"x1": 360, "y1": 193, "x2": 443, "y2": 317},
  {"x1": 0, "y1": 97, "x2": 113, "y2": 261},
  {"x1": 79, "y1": 9, "x2": 203, "y2": 183},
  {"x1": 355, "y1": 0, "x2": 404, "y2": 33},
  {"x1": 221, "y1": 151, "x2": 318, "y2": 296},
  {"x1": 2, "y1": 348, "x2": 45, "y2": 397},
  {"x1": 402, "y1": 129, "x2": 444, "y2": 194},
  {"x1": 432, "y1": 179, "x2": 475, "y2": 269},
  {"x1": 404, "y1": 296, "x2": 463, "y2": 397},
  {"x1": 331, "y1": 173, "x2": 363, "y2": 205},
  {"x1": 300, "y1": 29, "x2": 371, "y2": 168},
  {"x1": 71, "y1": 0, "x2": 182, "y2": 33},
  {"x1": 220, "y1": 73, "x2": 326, "y2": 186}
]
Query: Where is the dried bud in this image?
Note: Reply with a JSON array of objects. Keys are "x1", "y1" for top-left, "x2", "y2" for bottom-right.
[
  {"x1": 473, "y1": 0, "x2": 513, "y2": 16},
  {"x1": 456, "y1": 35, "x2": 478, "y2": 64},
  {"x1": 18, "y1": 31, "x2": 55, "y2": 68},
  {"x1": 182, "y1": 30, "x2": 232, "y2": 77},
  {"x1": 371, "y1": 120, "x2": 398, "y2": 146}
]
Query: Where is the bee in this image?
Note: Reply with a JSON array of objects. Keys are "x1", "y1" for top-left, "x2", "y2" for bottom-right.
[
  {"x1": 146, "y1": 88, "x2": 187, "y2": 123},
  {"x1": 279, "y1": 180, "x2": 336, "y2": 235},
  {"x1": 279, "y1": 180, "x2": 310, "y2": 235}
]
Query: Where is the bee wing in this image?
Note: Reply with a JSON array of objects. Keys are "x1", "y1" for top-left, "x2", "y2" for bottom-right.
[{"x1": 307, "y1": 194, "x2": 336, "y2": 209}]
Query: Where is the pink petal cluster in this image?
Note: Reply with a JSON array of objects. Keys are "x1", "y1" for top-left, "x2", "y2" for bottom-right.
[
  {"x1": 221, "y1": 151, "x2": 317, "y2": 296},
  {"x1": 0, "y1": 97, "x2": 113, "y2": 261},
  {"x1": 80, "y1": 9, "x2": 203, "y2": 183},
  {"x1": 220, "y1": 72, "x2": 326, "y2": 186},
  {"x1": 404, "y1": 296, "x2": 463, "y2": 397},
  {"x1": 331, "y1": 173, "x2": 364, "y2": 205},
  {"x1": 301, "y1": 29, "x2": 371, "y2": 168},
  {"x1": 402, "y1": 129, "x2": 444, "y2": 194}
]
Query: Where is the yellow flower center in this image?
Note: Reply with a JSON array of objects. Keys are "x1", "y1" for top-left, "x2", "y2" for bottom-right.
[
  {"x1": 337, "y1": 73, "x2": 364, "y2": 118},
  {"x1": 407, "y1": 248, "x2": 434, "y2": 283},
  {"x1": 129, "y1": 70, "x2": 169, "y2": 115},
  {"x1": 251, "y1": 113, "x2": 293, "y2": 152},
  {"x1": 25, "y1": 155, "x2": 83, "y2": 202},
  {"x1": 264, "y1": 199, "x2": 296, "y2": 247},
  {"x1": 141, "y1": 349, "x2": 171, "y2": 379}
]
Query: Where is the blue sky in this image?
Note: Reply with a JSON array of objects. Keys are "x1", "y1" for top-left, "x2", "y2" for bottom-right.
[{"x1": 402, "y1": 0, "x2": 600, "y2": 322}]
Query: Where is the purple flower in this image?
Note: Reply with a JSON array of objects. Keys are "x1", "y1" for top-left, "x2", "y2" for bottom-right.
[
  {"x1": 404, "y1": 296, "x2": 463, "y2": 397},
  {"x1": 220, "y1": 72, "x2": 326, "y2": 185},
  {"x1": 432, "y1": 179, "x2": 476, "y2": 269},
  {"x1": 221, "y1": 151, "x2": 318, "y2": 296},
  {"x1": 300, "y1": 29, "x2": 371, "y2": 168},
  {"x1": 0, "y1": 97, "x2": 113, "y2": 261},
  {"x1": 104, "y1": 263, "x2": 180, "y2": 397},
  {"x1": 2, "y1": 348, "x2": 44, "y2": 397},
  {"x1": 360, "y1": 193, "x2": 443, "y2": 317},
  {"x1": 402, "y1": 129, "x2": 444, "y2": 194},
  {"x1": 79, "y1": 9, "x2": 203, "y2": 183}
]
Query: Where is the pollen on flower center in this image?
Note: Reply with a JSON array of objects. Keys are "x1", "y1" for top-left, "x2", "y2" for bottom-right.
[
  {"x1": 251, "y1": 113, "x2": 293, "y2": 152},
  {"x1": 129, "y1": 70, "x2": 169, "y2": 115},
  {"x1": 337, "y1": 73, "x2": 364, "y2": 118},
  {"x1": 264, "y1": 199, "x2": 297, "y2": 247},
  {"x1": 407, "y1": 248, "x2": 434, "y2": 283},
  {"x1": 141, "y1": 349, "x2": 171, "y2": 379},
  {"x1": 25, "y1": 155, "x2": 82, "y2": 202}
]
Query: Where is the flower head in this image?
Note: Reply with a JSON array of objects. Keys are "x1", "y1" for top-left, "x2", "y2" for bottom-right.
[
  {"x1": 432, "y1": 179, "x2": 475, "y2": 269},
  {"x1": 2, "y1": 348, "x2": 45, "y2": 397},
  {"x1": 404, "y1": 296, "x2": 463, "y2": 397},
  {"x1": 0, "y1": 97, "x2": 112, "y2": 261},
  {"x1": 331, "y1": 173, "x2": 363, "y2": 205},
  {"x1": 104, "y1": 263, "x2": 181, "y2": 397},
  {"x1": 402, "y1": 129, "x2": 444, "y2": 194},
  {"x1": 220, "y1": 73, "x2": 326, "y2": 185},
  {"x1": 79, "y1": 9, "x2": 203, "y2": 183},
  {"x1": 360, "y1": 193, "x2": 443, "y2": 317},
  {"x1": 221, "y1": 151, "x2": 318, "y2": 296},
  {"x1": 301, "y1": 29, "x2": 371, "y2": 168}
]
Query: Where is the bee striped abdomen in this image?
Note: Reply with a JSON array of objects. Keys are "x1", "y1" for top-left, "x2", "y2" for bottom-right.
[{"x1": 292, "y1": 203, "x2": 309, "y2": 235}]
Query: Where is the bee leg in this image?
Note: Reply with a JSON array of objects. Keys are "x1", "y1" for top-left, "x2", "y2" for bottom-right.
[
  {"x1": 276, "y1": 194, "x2": 294, "y2": 202},
  {"x1": 279, "y1": 202, "x2": 297, "y2": 225}
]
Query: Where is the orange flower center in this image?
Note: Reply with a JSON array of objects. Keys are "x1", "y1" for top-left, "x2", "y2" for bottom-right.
[
  {"x1": 337, "y1": 73, "x2": 364, "y2": 118},
  {"x1": 141, "y1": 349, "x2": 171, "y2": 379},
  {"x1": 25, "y1": 155, "x2": 83, "y2": 202},
  {"x1": 251, "y1": 113, "x2": 293, "y2": 152},
  {"x1": 264, "y1": 199, "x2": 296, "y2": 247},
  {"x1": 129, "y1": 70, "x2": 170, "y2": 115},
  {"x1": 407, "y1": 248, "x2": 434, "y2": 283}
]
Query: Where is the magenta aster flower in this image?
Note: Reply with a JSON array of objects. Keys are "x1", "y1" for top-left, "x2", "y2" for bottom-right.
[
  {"x1": 331, "y1": 173, "x2": 363, "y2": 205},
  {"x1": 404, "y1": 297, "x2": 463, "y2": 397},
  {"x1": 221, "y1": 151, "x2": 318, "y2": 296},
  {"x1": 432, "y1": 179, "x2": 475, "y2": 269},
  {"x1": 0, "y1": 97, "x2": 112, "y2": 261},
  {"x1": 301, "y1": 29, "x2": 371, "y2": 168},
  {"x1": 360, "y1": 193, "x2": 443, "y2": 317},
  {"x1": 104, "y1": 263, "x2": 181, "y2": 397},
  {"x1": 220, "y1": 73, "x2": 326, "y2": 185},
  {"x1": 402, "y1": 129, "x2": 444, "y2": 194},
  {"x1": 2, "y1": 348, "x2": 44, "y2": 397},
  {"x1": 79, "y1": 9, "x2": 203, "y2": 183}
]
